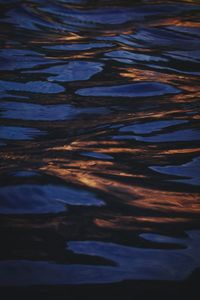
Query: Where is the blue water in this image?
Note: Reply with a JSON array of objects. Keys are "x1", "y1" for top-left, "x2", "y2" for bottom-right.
[{"x1": 0, "y1": 0, "x2": 200, "y2": 289}]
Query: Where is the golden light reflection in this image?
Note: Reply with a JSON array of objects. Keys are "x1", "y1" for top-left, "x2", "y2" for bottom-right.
[
  {"x1": 1, "y1": 6, "x2": 200, "y2": 236},
  {"x1": 161, "y1": 148, "x2": 200, "y2": 155},
  {"x1": 1, "y1": 118, "x2": 199, "y2": 232},
  {"x1": 37, "y1": 156, "x2": 200, "y2": 232},
  {"x1": 119, "y1": 67, "x2": 200, "y2": 93},
  {"x1": 95, "y1": 216, "x2": 190, "y2": 231},
  {"x1": 38, "y1": 134, "x2": 200, "y2": 217},
  {"x1": 55, "y1": 33, "x2": 84, "y2": 42},
  {"x1": 148, "y1": 18, "x2": 200, "y2": 28}
]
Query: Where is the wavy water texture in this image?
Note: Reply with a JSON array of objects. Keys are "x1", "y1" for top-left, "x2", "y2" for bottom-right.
[{"x1": 0, "y1": 0, "x2": 200, "y2": 289}]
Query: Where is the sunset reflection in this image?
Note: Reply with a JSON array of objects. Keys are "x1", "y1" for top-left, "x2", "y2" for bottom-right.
[{"x1": 0, "y1": 0, "x2": 200, "y2": 289}]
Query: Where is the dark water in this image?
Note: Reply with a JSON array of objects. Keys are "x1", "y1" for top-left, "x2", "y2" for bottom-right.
[{"x1": 0, "y1": 0, "x2": 200, "y2": 289}]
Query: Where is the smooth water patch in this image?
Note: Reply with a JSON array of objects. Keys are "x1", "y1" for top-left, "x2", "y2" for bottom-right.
[
  {"x1": 76, "y1": 82, "x2": 180, "y2": 97},
  {"x1": 0, "y1": 230, "x2": 200, "y2": 286},
  {"x1": 105, "y1": 50, "x2": 167, "y2": 63},
  {"x1": 151, "y1": 156, "x2": 200, "y2": 186},
  {"x1": 119, "y1": 120, "x2": 187, "y2": 134},
  {"x1": 0, "y1": 49, "x2": 61, "y2": 71},
  {"x1": 95, "y1": 35, "x2": 141, "y2": 48},
  {"x1": 114, "y1": 129, "x2": 200, "y2": 143},
  {"x1": 133, "y1": 28, "x2": 200, "y2": 50},
  {"x1": 0, "y1": 101, "x2": 109, "y2": 121},
  {"x1": 44, "y1": 43, "x2": 113, "y2": 51},
  {"x1": 81, "y1": 152, "x2": 113, "y2": 160},
  {"x1": 26, "y1": 61, "x2": 104, "y2": 82},
  {"x1": 3, "y1": 6, "x2": 67, "y2": 31},
  {"x1": 0, "y1": 184, "x2": 104, "y2": 214},
  {"x1": 132, "y1": 129, "x2": 200, "y2": 143},
  {"x1": 39, "y1": 3, "x2": 199, "y2": 27},
  {"x1": 166, "y1": 50, "x2": 200, "y2": 63},
  {"x1": 0, "y1": 125, "x2": 45, "y2": 140},
  {"x1": 11, "y1": 171, "x2": 39, "y2": 177},
  {"x1": 0, "y1": 80, "x2": 64, "y2": 97}
]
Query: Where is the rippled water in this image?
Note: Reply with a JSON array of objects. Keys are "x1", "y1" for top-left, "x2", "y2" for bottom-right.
[{"x1": 0, "y1": 0, "x2": 200, "y2": 291}]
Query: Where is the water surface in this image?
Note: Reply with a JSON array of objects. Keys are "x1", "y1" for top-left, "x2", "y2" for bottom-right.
[{"x1": 0, "y1": 0, "x2": 200, "y2": 291}]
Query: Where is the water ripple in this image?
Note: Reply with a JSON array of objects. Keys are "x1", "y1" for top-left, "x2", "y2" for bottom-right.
[{"x1": 0, "y1": 0, "x2": 200, "y2": 289}]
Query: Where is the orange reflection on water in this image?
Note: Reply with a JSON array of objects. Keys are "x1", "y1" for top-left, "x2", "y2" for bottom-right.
[
  {"x1": 119, "y1": 66, "x2": 200, "y2": 108},
  {"x1": 95, "y1": 216, "x2": 190, "y2": 231},
  {"x1": 41, "y1": 155, "x2": 200, "y2": 215},
  {"x1": 119, "y1": 67, "x2": 188, "y2": 83},
  {"x1": 161, "y1": 148, "x2": 200, "y2": 155},
  {"x1": 149, "y1": 18, "x2": 200, "y2": 28},
  {"x1": 128, "y1": 186, "x2": 200, "y2": 214},
  {"x1": 58, "y1": 32, "x2": 84, "y2": 41},
  {"x1": 119, "y1": 67, "x2": 199, "y2": 92}
]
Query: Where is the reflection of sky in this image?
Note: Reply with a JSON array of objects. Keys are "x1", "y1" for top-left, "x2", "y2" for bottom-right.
[
  {"x1": 26, "y1": 61, "x2": 104, "y2": 82},
  {"x1": 0, "y1": 184, "x2": 104, "y2": 214},
  {"x1": 77, "y1": 82, "x2": 180, "y2": 97},
  {"x1": 114, "y1": 129, "x2": 200, "y2": 143},
  {"x1": 0, "y1": 49, "x2": 60, "y2": 71},
  {"x1": 166, "y1": 50, "x2": 200, "y2": 63},
  {"x1": 0, "y1": 125, "x2": 45, "y2": 140},
  {"x1": 3, "y1": 1, "x2": 199, "y2": 32},
  {"x1": 119, "y1": 120, "x2": 187, "y2": 134},
  {"x1": 3, "y1": 7, "x2": 67, "y2": 31},
  {"x1": 0, "y1": 80, "x2": 64, "y2": 97},
  {"x1": 81, "y1": 151, "x2": 113, "y2": 160},
  {"x1": 11, "y1": 171, "x2": 39, "y2": 177},
  {"x1": 0, "y1": 101, "x2": 109, "y2": 121},
  {"x1": 0, "y1": 230, "x2": 200, "y2": 286},
  {"x1": 44, "y1": 43, "x2": 113, "y2": 51},
  {"x1": 105, "y1": 50, "x2": 167, "y2": 63},
  {"x1": 39, "y1": 3, "x2": 199, "y2": 26},
  {"x1": 0, "y1": 0, "x2": 200, "y2": 289},
  {"x1": 151, "y1": 156, "x2": 200, "y2": 186},
  {"x1": 133, "y1": 28, "x2": 200, "y2": 50}
]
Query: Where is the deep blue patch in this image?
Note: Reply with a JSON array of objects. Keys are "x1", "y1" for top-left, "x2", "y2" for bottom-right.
[
  {"x1": 0, "y1": 184, "x2": 104, "y2": 214},
  {"x1": 0, "y1": 126, "x2": 45, "y2": 140},
  {"x1": 151, "y1": 156, "x2": 200, "y2": 186},
  {"x1": 44, "y1": 43, "x2": 113, "y2": 51},
  {"x1": 25, "y1": 61, "x2": 104, "y2": 82},
  {"x1": 76, "y1": 82, "x2": 180, "y2": 97},
  {"x1": 81, "y1": 152, "x2": 113, "y2": 160},
  {"x1": 119, "y1": 120, "x2": 187, "y2": 134},
  {"x1": 0, "y1": 231, "x2": 200, "y2": 285},
  {"x1": 0, "y1": 101, "x2": 109, "y2": 121},
  {"x1": 0, "y1": 49, "x2": 61, "y2": 71},
  {"x1": 0, "y1": 80, "x2": 65, "y2": 96}
]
